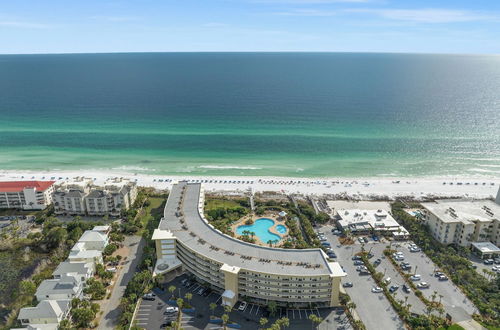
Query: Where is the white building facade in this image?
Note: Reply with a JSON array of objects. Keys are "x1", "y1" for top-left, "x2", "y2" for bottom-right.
[{"x1": 0, "y1": 181, "x2": 55, "y2": 210}]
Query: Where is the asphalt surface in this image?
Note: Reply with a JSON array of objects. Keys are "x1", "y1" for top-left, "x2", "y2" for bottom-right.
[
  {"x1": 396, "y1": 241, "x2": 478, "y2": 323},
  {"x1": 98, "y1": 235, "x2": 145, "y2": 330},
  {"x1": 320, "y1": 224, "x2": 405, "y2": 330},
  {"x1": 132, "y1": 273, "x2": 350, "y2": 330}
]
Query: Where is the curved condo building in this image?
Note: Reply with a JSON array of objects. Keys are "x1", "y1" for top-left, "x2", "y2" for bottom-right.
[{"x1": 152, "y1": 182, "x2": 345, "y2": 308}]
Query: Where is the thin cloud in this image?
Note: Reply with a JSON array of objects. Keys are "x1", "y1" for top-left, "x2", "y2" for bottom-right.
[
  {"x1": 0, "y1": 21, "x2": 51, "y2": 29},
  {"x1": 90, "y1": 15, "x2": 141, "y2": 22},
  {"x1": 203, "y1": 22, "x2": 229, "y2": 27},
  {"x1": 348, "y1": 8, "x2": 495, "y2": 23},
  {"x1": 275, "y1": 9, "x2": 337, "y2": 16}
]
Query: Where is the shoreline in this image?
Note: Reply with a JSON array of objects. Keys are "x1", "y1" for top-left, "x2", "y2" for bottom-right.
[{"x1": 0, "y1": 169, "x2": 498, "y2": 200}]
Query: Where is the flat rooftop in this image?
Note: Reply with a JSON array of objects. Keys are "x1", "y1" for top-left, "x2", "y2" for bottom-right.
[
  {"x1": 157, "y1": 182, "x2": 344, "y2": 277},
  {"x1": 337, "y1": 209, "x2": 404, "y2": 231},
  {"x1": 422, "y1": 199, "x2": 500, "y2": 224},
  {"x1": 471, "y1": 242, "x2": 500, "y2": 254}
]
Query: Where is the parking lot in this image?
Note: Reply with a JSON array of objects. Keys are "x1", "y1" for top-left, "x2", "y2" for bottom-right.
[
  {"x1": 132, "y1": 273, "x2": 349, "y2": 330},
  {"x1": 396, "y1": 241, "x2": 478, "y2": 322},
  {"x1": 368, "y1": 244, "x2": 427, "y2": 315},
  {"x1": 320, "y1": 224, "x2": 405, "y2": 330}
]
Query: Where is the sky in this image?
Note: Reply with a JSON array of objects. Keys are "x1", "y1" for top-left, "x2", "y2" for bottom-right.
[{"x1": 0, "y1": 0, "x2": 499, "y2": 54}]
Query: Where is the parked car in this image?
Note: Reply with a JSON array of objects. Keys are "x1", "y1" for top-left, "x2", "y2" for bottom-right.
[
  {"x1": 371, "y1": 286, "x2": 383, "y2": 293},
  {"x1": 484, "y1": 259, "x2": 494, "y2": 265},
  {"x1": 410, "y1": 274, "x2": 421, "y2": 281},
  {"x1": 238, "y1": 301, "x2": 247, "y2": 311},
  {"x1": 352, "y1": 256, "x2": 362, "y2": 260},
  {"x1": 417, "y1": 282, "x2": 430, "y2": 288},
  {"x1": 181, "y1": 278, "x2": 188, "y2": 286},
  {"x1": 363, "y1": 237, "x2": 369, "y2": 243},
  {"x1": 389, "y1": 285, "x2": 399, "y2": 293},
  {"x1": 438, "y1": 275, "x2": 448, "y2": 281},
  {"x1": 372, "y1": 235, "x2": 379, "y2": 241},
  {"x1": 142, "y1": 293, "x2": 156, "y2": 301},
  {"x1": 402, "y1": 284, "x2": 410, "y2": 293},
  {"x1": 342, "y1": 282, "x2": 353, "y2": 288},
  {"x1": 358, "y1": 237, "x2": 364, "y2": 243},
  {"x1": 164, "y1": 307, "x2": 179, "y2": 314},
  {"x1": 161, "y1": 321, "x2": 173, "y2": 328},
  {"x1": 321, "y1": 242, "x2": 331, "y2": 247},
  {"x1": 384, "y1": 277, "x2": 391, "y2": 284},
  {"x1": 354, "y1": 260, "x2": 364, "y2": 265},
  {"x1": 434, "y1": 271, "x2": 444, "y2": 277},
  {"x1": 197, "y1": 288, "x2": 206, "y2": 296},
  {"x1": 374, "y1": 258, "x2": 381, "y2": 266}
]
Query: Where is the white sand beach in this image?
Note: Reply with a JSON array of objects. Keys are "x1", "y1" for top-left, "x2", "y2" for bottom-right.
[{"x1": 0, "y1": 170, "x2": 498, "y2": 200}]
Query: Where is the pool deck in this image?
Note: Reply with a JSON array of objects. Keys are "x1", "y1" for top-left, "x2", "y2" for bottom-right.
[{"x1": 231, "y1": 213, "x2": 289, "y2": 247}]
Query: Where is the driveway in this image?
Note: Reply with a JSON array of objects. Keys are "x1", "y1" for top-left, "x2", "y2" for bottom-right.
[
  {"x1": 98, "y1": 235, "x2": 145, "y2": 330},
  {"x1": 320, "y1": 224, "x2": 405, "y2": 330}
]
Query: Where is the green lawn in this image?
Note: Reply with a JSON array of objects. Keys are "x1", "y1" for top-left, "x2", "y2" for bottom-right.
[
  {"x1": 205, "y1": 198, "x2": 243, "y2": 211},
  {"x1": 137, "y1": 197, "x2": 165, "y2": 233}
]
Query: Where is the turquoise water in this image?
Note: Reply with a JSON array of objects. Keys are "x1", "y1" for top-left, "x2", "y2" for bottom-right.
[
  {"x1": 276, "y1": 225, "x2": 287, "y2": 234},
  {"x1": 0, "y1": 53, "x2": 499, "y2": 178},
  {"x1": 236, "y1": 218, "x2": 282, "y2": 243}
]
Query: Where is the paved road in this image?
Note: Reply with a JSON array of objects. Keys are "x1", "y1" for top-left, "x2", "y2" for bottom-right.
[
  {"x1": 320, "y1": 224, "x2": 405, "y2": 330},
  {"x1": 98, "y1": 235, "x2": 145, "y2": 330}
]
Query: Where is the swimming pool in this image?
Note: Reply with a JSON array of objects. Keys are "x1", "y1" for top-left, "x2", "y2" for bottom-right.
[
  {"x1": 236, "y1": 218, "x2": 282, "y2": 243},
  {"x1": 276, "y1": 225, "x2": 287, "y2": 234}
]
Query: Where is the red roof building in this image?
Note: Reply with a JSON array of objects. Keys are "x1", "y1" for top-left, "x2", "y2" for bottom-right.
[
  {"x1": 0, "y1": 181, "x2": 55, "y2": 193},
  {"x1": 0, "y1": 181, "x2": 55, "y2": 210}
]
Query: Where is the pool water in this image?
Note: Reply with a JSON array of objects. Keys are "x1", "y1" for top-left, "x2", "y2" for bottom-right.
[
  {"x1": 276, "y1": 225, "x2": 287, "y2": 234},
  {"x1": 236, "y1": 218, "x2": 282, "y2": 243}
]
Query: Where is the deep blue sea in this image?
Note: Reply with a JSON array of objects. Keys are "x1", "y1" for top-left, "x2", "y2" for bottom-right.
[{"x1": 0, "y1": 53, "x2": 499, "y2": 177}]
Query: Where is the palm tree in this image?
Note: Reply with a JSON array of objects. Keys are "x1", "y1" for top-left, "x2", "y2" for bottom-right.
[
  {"x1": 209, "y1": 302, "x2": 217, "y2": 316},
  {"x1": 259, "y1": 317, "x2": 269, "y2": 329},
  {"x1": 176, "y1": 298, "x2": 184, "y2": 329},
  {"x1": 184, "y1": 292, "x2": 193, "y2": 306},
  {"x1": 308, "y1": 314, "x2": 322, "y2": 329},
  {"x1": 168, "y1": 285, "x2": 176, "y2": 299},
  {"x1": 277, "y1": 317, "x2": 289, "y2": 328},
  {"x1": 268, "y1": 240, "x2": 273, "y2": 247},
  {"x1": 347, "y1": 301, "x2": 356, "y2": 314},
  {"x1": 222, "y1": 313, "x2": 230, "y2": 330},
  {"x1": 267, "y1": 301, "x2": 278, "y2": 316}
]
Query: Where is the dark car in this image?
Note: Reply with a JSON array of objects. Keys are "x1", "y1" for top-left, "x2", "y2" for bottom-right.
[
  {"x1": 389, "y1": 285, "x2": 399, "y2": 293},
  {"x1": 363, "y1": 237, "x2": 369, "y2": 243},
  {"x1": 342, "y1": 282, "x2": 353, "y2": 288},
  {"x1": 352, "y1": 256, "x2": 362, "y2": 260},
  {"x1": 372, "y1": 235, "x2": 379, "y2": 241},
  {"x1": 402, "y1": 284, "x2": 410, "y2": 293},
  {"x1": 161, "y1": 321, "x2": 173, "y2": 328},
  {"x1": 374, "y1": 258, "x2": 381, "y2": 265}
]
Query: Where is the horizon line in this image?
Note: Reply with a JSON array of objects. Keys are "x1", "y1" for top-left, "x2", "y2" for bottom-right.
[{"x1": 1, "y1": 50, "x2": 499, "y2": 56}]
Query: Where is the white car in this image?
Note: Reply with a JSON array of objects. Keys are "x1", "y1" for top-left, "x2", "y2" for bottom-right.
[
  {"x1": 165, "y1": 307, "x2": 179, "y2": 313},
  {"x1": 492, "y1": 266, "x2": 499, "y2": 272},
  {"x1": 371, "y1": 286, "x2": 383, "y2": 293},
  {"x1": 384, "y1": 277, "x2": 391, "y2": 284},
  {"x1": 410, "y1": 274, "x2": 421, "y2": 281},
  {"x1": 238, "y1": 301, "x2": 247, "y2": 311},
  {"x1": 417, "y1": 282, "x2": 430, "y2": 288}
]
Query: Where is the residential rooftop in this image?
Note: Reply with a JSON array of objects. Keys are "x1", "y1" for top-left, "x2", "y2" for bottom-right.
[
  {"x1": 18, "y1": 300, "x2": 70, "y2": 322},
  {"x1": 422, "y1": 199, "x2": 500, "y2": 224},
  {"x1": 155, "y1": 182, "x2": 344, "y2": 277}
]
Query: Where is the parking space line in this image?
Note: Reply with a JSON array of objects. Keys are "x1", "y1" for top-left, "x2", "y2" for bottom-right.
[
  {"x1": 248, "y1": 304, "x2": 254, "y2": 313},
  {"x1": 292, "y1": 309, "x2": 295, "y2": 319},
  {"x1": 215, "y1": 295, "x2": 222, "y2": 303},
  {"x1": 254, "y1": 305, "x2": 260, "y2": 315},
  {"x1": 315, "y1": 308, "x2": 320, "y2": 316}
]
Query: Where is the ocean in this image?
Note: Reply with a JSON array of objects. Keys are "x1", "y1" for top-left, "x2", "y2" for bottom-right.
[{"x1": 0, "y1": 52, "x2": 499, "y2": 178}]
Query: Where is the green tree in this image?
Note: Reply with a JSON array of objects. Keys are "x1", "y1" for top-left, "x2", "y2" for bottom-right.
[
  {"x1": 169, "y1": 285, "x2": 176, "y2": 299},
  {"x1": 259, "y1": 317, "x2": 269, "y2": 329},
  {"x1": 19, "y1": 280, "x2": 36, "y2": 296},
  {"x1": 209, "y1": 302, "x2": 217, "y2": 316},
  {"x1": 267, "y1": 301, "x2": 277, "y2": 316},
  {"x1": 308, "y1": 314, "x2": 322, "y2": 329}
]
